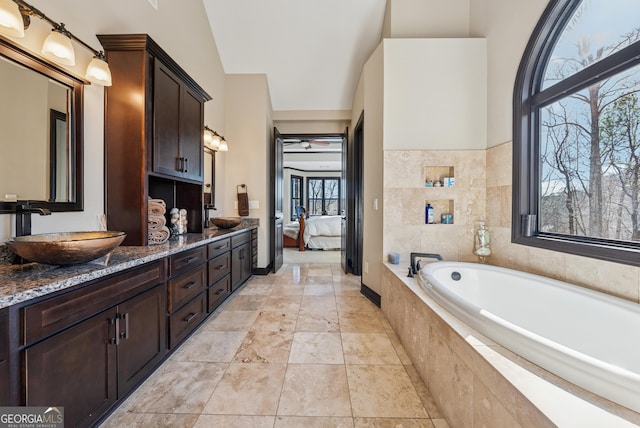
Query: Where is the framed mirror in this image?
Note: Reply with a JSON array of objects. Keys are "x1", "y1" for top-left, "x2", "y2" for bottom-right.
[{"x1": 0, "y1": 36, "x2": 84, "y2": 214}]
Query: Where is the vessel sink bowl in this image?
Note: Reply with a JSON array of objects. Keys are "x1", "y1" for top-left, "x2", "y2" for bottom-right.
[
  {"x1": 211, "y1": 217, "x2": 242, "y2": 229},
  {"x1": 5, "y1": 231, "x2": 126, "y2": 265}
]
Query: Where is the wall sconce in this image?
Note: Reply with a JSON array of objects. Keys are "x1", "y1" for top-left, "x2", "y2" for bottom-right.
[
  {"x1": 204, "y1": 125, "x2": 228, "y2": 152},
  {"x1": 0, "y1": 0, "x2": 112, "y2": 86}
]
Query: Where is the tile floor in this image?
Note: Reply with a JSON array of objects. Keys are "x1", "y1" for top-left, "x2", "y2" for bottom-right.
[{"x1": 101, "y1": 262, "x2": 448, "y2": 428}]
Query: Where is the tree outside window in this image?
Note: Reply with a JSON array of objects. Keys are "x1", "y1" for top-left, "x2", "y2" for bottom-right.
[
  {"x1": 514, "y1": 0, "x2": 640, "y2": 265},
  {"x1": 290, "y1": 175, "x2": 303, "y2": 220},
  {"x1": 307, "y1": 178, "x2": 340, "y2": 216}
]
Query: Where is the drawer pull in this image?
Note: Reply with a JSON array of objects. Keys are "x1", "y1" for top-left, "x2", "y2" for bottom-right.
[
  {"x1": 213, "y1": 244, "x2": 227, "y2": 250},
  {"x1": 181, "y1": 256, "x2": 197, "y2": 264},
  {"x1": 183, "y1": 281, "x2": 197, "y2": 289},
  {"x1": 184, "y1": 312, "x2": 198, "y2": 323},
  {"x1": 215, "y1": 289, "x2": 225, "y2": 295},
  {"x1": 120, "y1": 312, "x2": 129, "y2": 340},
  {"x1": 214, "y1": 264, "x2": 226, "y2": 270}
]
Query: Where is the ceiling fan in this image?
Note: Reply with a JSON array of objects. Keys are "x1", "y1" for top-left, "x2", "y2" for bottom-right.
[{"x1": 282, "y1": 137, "x2": 337, "y2": 150}]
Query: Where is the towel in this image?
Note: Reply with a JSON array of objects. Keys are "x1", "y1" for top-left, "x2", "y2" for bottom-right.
[
  {"x1": 148, "y1": 214, "x2": 166, "y2": 231},
  {"x1": 148, "y1": 200, "x2": 166, "y2": 216},
  {"x1": 148, "y1": 226, "x2": 170, "y2": 245},
  {"x1": 237, "y1": 192, "x2": 249, "y2": 216}
]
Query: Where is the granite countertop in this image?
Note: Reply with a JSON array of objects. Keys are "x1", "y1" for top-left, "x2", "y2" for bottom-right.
[{"x1": 0, "y1": 226, "x2": 256, "y2": 310}]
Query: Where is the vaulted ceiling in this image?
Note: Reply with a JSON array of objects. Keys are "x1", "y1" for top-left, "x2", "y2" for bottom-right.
[{"x1": 202, "y1": 0, "x2": 387, "y2": 112}]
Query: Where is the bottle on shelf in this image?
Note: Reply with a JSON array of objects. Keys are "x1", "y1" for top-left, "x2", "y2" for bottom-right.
[{"x1": 425, "y1": 203, "x2": 434, "y2": 224}]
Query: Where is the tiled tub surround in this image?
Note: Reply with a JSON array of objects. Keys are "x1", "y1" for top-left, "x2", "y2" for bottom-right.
[
  {"x1": 382, "y1": 264, "x2": 640, "y2": 427},
  {"x1": 0, "y1": 227, "x2": 255, "y2": 309}
]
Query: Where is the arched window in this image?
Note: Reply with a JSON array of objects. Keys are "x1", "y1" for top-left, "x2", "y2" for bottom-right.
[{"x1": 513, "y1": 0, "x2": 640, "y2": 265}]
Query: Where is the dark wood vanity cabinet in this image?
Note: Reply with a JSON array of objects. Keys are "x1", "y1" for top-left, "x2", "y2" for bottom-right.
[
  {"x1": 208, "y1": 238, "x2": 231, "y2": 312},
  {"x1": 231, "y1": 231, "x2": 254, "y2": 291},
  {"x1": 0, "y1": 309, "x2": 8, "y2": 405},
  {"x1": 153, "y1": 60, "x2": 204, "y2": 182},
  {"x1": 22, "y1": 261, "x2": 166, "y2": 428},
  {"x1": 98, "y1": 34, "x2": 212, "y2": 245}
]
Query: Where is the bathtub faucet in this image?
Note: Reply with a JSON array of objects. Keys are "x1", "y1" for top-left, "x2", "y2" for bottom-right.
[{"x1": 409, "y1": 252, "x2": 442, "y2": 276}]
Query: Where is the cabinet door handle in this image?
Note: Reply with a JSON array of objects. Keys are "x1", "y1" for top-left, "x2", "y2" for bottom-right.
[
  {"x1": 176, "y1": 157, "x2": 182, "y2": 172},
  {"x1": 109, "y1": 315, "x2": 120, "y2": 345},
  {"x1": 184, "y1": 312, "x2": 198, "y2": 323},
  {"x1": 183, "y1": 281, "x2": 197, "y2": 289},
  {"x1": 215, "y1": 288, "x2": 225, "y2": 295},
  {"x1": 119, "y1": 312, "x2": 129, "y2": 340},
  {"x1": 183, "y1": 158, "x2": 188, "y2": 173}
]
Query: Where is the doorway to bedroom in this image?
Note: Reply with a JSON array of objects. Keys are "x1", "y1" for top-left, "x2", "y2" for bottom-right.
[{"x1": 281, "y1": 133, "x2": 344, "y2": 265}]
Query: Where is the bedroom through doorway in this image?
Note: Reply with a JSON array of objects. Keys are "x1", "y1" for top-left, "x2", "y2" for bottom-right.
[{"x1": 281, "y1": 133, "x2": 345, "y2": 265}]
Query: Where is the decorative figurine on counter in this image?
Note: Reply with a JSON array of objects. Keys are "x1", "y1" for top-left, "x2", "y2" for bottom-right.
[{"x1": 473, "y1": 220, "x2": 491, "y2": 263}]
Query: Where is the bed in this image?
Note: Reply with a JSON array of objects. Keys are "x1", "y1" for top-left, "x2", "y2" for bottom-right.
[{"x1": 283, "y1": 211, "x2": 342, "y2": 251}]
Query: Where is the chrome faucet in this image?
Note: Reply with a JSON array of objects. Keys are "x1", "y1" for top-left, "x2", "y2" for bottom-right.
[
  {"x1": 15, "y1": 202, "x2": 51, "y2": 237},
  {"x1": 409, "y1": 252, "x2": 442, "y2": 276}
]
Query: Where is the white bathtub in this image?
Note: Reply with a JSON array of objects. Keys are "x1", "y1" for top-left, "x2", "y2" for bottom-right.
[{"x1": 417, "y1": 261, "x2": 640, "y2": 414}]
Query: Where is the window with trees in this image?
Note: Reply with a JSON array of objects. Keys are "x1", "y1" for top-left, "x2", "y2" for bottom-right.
[
  {"x1": 290, "y1": 175, "x2": 303, "y2": 220},
  {"x1": 514, "y1": 0, "x2": 640, "y2": 265},
  {"x1": 307, "y1": 177, "x2": 340, "y2": 216}
]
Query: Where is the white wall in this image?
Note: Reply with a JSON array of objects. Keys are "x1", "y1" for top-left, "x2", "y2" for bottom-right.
[
  {"x1": 383, "y1": 0, "x2": 471, "y2": 38},
  {"x1": 224, "y1": 74, "x2": 273, "y2": 268},
  {"x1": 0, "y1": 0, "x2": 226, "y2": 241},
  {"x1": 383, "y1": 38, "x2": 487, "y2": 151}
]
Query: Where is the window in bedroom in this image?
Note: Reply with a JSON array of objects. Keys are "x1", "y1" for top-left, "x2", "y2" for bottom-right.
[
  {"x1": 290, "y1": 175, "x2": 303, "y2": 220},
  {"x1": 307, "y1": 177, "x2": 340, "y2": 216},
  {"x1": 513, "y1": 0, "x2": 640, "y2": 265}
]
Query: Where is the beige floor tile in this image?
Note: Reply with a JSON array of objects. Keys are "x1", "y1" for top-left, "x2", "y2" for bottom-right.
[
  {"x1": 129, "y1": 361, "x2": 227, "y2": 414},
  {"x1": 278, "y1": 364, "x2": 352, "y2": 417},
  {"x1": 193, "y1": 415, "x2": 275, "y2": 428},
  {"x1": 336, "y1": 296, "x2": 380, "y2": 313},
  {"x1": 307, "y1": 265, "x2": 334, "y2": 276},
  {"x1": 270, "y1": 284, "x2": 306, "y2": 296},
  {"x1": 347, "y1": 365, "x2": 428, "y2": 418},
  {"x1": 251, "y1": 310, "x2": 298, "y2": 332},
  {"x1": 333, "y1": 285, "x2": 363, "y2": 297},
  {"x1": 300, "y1": 295, "x2": 337, "y2": 313},
  {"x1": 386, "y1": 331, "x2": 413, "y2": 365},
  {"x1": 101, "y1": 412, "x2": 199, "y2": 428},
  {"x1": 221, "y1": 294, "x2": 267, "y2": 311},
  {"x1": 262, "y1": 295, "x2": 303, "y2": 312},
  {"x1": 305, "y1": 275, "x2": 335, "y2": 285},
  {"x1": 405, "y1": 365, "x2": 443, "y2": 418},
  {"x1": 341, "y1": 333, "x2": 402, "y2": 365},
  {"x1": 304, "y1": 283, "x2": 336, "y2": 296},
  {"x1": 203, "y1": 363, "x2": 287, "y2": 415},
  {"x1": 171, "y1": 330, "x2": 246, "y2": 362},
  {"x1": 431, "y1": 419, "x2": 450, "y2": 428},
  {"x1": 289, "y1": 332, "x2": 344, "y2": 364},
  {"x1": 204, "y1": 310, "x2": 259, "y2": 331},
  {"x1": 233, "y1": 330, "x2": 294, "y2": 363},
  {"x1": 238, "y1": 282, "x2": 274, "y2": 295},
  {"x1": 295, "y1": 310, "x2": 340, "y2": 332},
  {"x1": 275, "y1": 416, "x2": 355, "y2": 427},
  {"x1": 354, "y1": 418, "x2": 434, "y2": 427},
  {"x1": 338, "y1": 311, "x2": 385, "y2": 333}
]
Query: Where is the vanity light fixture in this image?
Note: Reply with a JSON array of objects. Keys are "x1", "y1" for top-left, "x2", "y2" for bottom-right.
[
  {"x1": 0, "y1": 0, "x2": 24, "y2": 37},
  {"x1": 204, "y1": 125, "x2": 227, "y2": 151},
  {"x1": 0, "y1": 0, "x2": 112, "y2": 86}
]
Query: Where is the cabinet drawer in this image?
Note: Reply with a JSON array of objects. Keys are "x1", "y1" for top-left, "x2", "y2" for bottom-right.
[
  {"x1": 23, "y1": 260, "x2": 165, "y2": 346},
  {"x1": 168, "y1": 264, "x2": 206, "y2": 313},
  {"x1": 208, "y1": 238, "x2": 230, "y2": 259},
  {"x1": 208, "y1": 253, "x2": 230, "y2": 285},
  {"x1": 231, "y1": 231, "x2": 251, "y2": 247},
  {"x1": 169, "y1": 246, "x2": 207, "y2": 277},
  {"x1": 208, "y1": 275, "x2": 230, "y2": 312},
  {"x1": 169, "y1": 293, "x2": 205, "y2": 348}
]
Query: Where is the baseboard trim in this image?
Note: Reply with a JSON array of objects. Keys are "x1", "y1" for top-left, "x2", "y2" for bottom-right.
[
  {"x1": 252, "y1": 265, "x2": 272, "y2": 275},
  {"x1": 360, "y1": 283, "x2": 381, "y2": 307}
]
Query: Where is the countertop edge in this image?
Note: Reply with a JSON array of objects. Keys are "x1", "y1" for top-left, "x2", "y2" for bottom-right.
[{"x1": 0, "y1": 227, "x2": 256, "y2": 310}]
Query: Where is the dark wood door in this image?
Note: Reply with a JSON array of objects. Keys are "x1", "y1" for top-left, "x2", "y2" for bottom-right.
[
  {"x1": 25, "y1": 308, "x2": 117, "y2": 428},
  {"x1": 231, "y1": 242, "x2": 252, "y2": 291},
  {"x1": 341, "y1": 127, "x2": 349, "y2": 273},
  {"x1": 153, "y1": 60, "x2": 182, "y2": 178},
  {"x1": 272, "y1": 127, "x2": 284, "y2": 272},
  {"x1": 180, "y1": 87, "x2": 204, "y2": 181},
  {"x1": 347, "y1": 113, "x2": 364, "y2": 276},
  {"x1": 117, "y1": 284, "x2": 167, "y2": 398}
]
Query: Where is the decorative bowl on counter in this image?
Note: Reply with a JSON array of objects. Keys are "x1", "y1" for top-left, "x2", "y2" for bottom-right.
[
  {"x1": 5, "y1": 231, "x2": 126, "y2": 265},
  {"x1": 211, "y1": 217, "x2": 242, "y2": 229}
]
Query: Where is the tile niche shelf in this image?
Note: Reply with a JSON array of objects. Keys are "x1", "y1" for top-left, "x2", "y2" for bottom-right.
[{"x1": 423, "y1": 165, "x2": 455, "y2": 224}]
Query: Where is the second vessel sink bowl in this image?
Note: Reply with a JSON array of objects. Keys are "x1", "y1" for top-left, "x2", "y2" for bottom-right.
[
  {"x1": 5, "y1": 231, "x2": 126, "y2": 265},
  {"x1": 211, "y1": 217, "x2": 242, "y2": 229}
]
